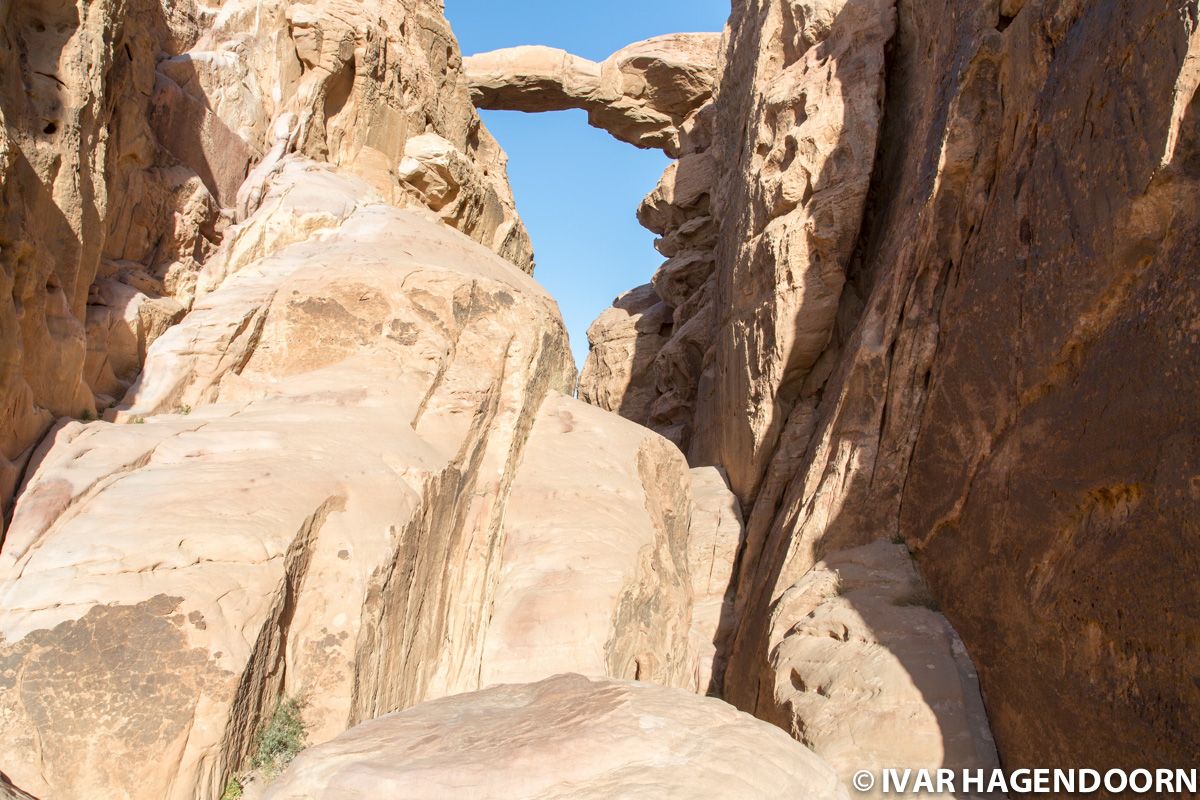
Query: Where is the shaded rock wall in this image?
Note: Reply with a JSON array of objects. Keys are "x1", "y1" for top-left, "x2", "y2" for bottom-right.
[
  {"x1": 567, "y1": 0, "x2": 1200, "y2": 778},
  {"x1": 723, "y1": 0, "x2": 1200, "y2": 776}
]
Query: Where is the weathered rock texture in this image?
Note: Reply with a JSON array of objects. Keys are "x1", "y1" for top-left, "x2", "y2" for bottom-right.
[
  {"x1": 0, "y1": 771, "x2": 35, "y2": 800},
  {"x1": 0, "y1": 0, "x2": 532, "y2": 517},
  {"x1": 263, "y1": 674, "x2": 848, "y2": 800},
  {"x1": 0, "y1": 151, "x2": 755, "y2": 799},
  {"x1": 559, "y1": 0, "x2": 1200, "y2": 780},
  {"x1": 684, "y1": 466, "x2": 743, "y2": 696},
  {"x1": 464, "y1": 33, "x2": 722, "y2": 155},
  {"x1": 722, "y1": 0, "x2": 1200, "y2": 778},
  {"x1": 763, "y1": 542, "x2": 1001, "y2": 795},
  {"x1": 0, "y1": 2, "x2": 760, "y2": 798},
  {"x1": 0, "y1": 158, "x2": 570, "y2": 800},
  {"x1": 577, "y1": 283, "x2": 673, "y2": 427},
  {"x1": 479, "y1": 392, "x2": 695, "y2": 689}
]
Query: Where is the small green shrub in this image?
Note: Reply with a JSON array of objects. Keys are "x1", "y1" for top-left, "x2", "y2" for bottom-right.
[
  {"x1": 178, "y1": 404, "x2": 192, "y2": 415},
  {"x1": 250, "y1": 697, "x2": 306, "y2": 780},
  {"x1": 220, "y1": 777, "x2": 243, "y2": 800}
]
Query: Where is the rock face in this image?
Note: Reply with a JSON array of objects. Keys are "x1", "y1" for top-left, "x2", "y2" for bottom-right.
[
  {"x1": 464, "y1": 33, "x2": 722, "y2": 155},
  {"x1": 0, "y1": 0, "x2": 532, "y2": 516},
  {"x1": 684, "y1": 466, "x2": 743, "y2": 696},
  {"x1": 762, "y1": 542, "x2": 1001, "y2": 796},
  {"x1": 478, "y1": 392, "x2": 695, "y2": 690},
  {"x1": 0, "y1": 159, "x2": 571, "y2": 800},
  {"x1": 0, "y1": 771, "x2": 35, "y2": 800},
  {"x1": 720, "y1": 0, "x2": 1200, "y2": 777},
  {"x1": 558, "y1": 0, "x2": 1200, "y2": 779},
  {"x1": 0, "y1": 150, "x2": 753, "y2": 797},
  {"x1": 262, "y1": 674, "x2": 849, "y2": 800},
  {"x1": 577, "y1": 283, "x2": 673, "y2": 427},
  {"x1": 0, "y1": 2, "x2": 754, "y2": 798}
]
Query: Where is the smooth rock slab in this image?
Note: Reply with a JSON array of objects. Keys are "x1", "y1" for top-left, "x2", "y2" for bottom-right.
[{"x1": 264, "y1": 674, "x2": 848, "y2": 800}]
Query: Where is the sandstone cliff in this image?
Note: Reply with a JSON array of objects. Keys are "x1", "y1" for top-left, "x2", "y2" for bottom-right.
[
  {"x1": 551, "y1": 0, "x2": 1200, "y2": 781},
  {"x1": 0, "y1": 2, "x2": 753, "y2": 797}
]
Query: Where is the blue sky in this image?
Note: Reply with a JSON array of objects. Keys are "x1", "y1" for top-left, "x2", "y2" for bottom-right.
[{"x1": 444, "y1": 0, "x2": 730, "y2": 370}]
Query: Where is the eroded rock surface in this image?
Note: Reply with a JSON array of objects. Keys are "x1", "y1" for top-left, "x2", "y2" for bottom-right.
[
  {"x1": 0, "y1": 161, "x2": 571, "y2": 800},
  {"x1": 0, "y1": 129, "x2": 750, "y2": 800},
  {"x1": 479, "y1": 392, "x2": 695, "y2": 689},
  {"x1": 762, "y1": 542, "x2": 1001, "y2": 796},
  {"x1": 0, "y1": 0, "x2": 532, "y2": 515},
  {"x1": 565, "y1": 0, "x2": 1200, "y2": 779},
  {"x1": 0, "y1": 771, "x2": 35, "y2": 800},
  {"x1": 263, "y1": 674, "x2": 848, "y2": 800},
  {"x1": 721, "y1": 0, "x2": 1200, "y2": 777},
  {"x1": 577, "y1": 283, "x2": 673, "y2": 428},
  {"x1": 684, "y1": 466, "x2": 743, "y2": 696},
  {"x1": 3, "y1": 0, "x2": 1198, "y2": 796}
]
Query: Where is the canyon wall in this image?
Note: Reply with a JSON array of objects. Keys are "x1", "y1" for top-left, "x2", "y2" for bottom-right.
[{"x1": 558, "y1": 0, "x2": 1200, "y2": 778}]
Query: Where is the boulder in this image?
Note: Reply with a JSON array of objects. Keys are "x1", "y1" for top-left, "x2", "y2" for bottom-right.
[
  {"x1": 0, "y1": 161, "x2": 571, "y2": 800},
  {"x1": 763, "y1": 542, "x2": 1002, "y2": 797},
  {"x1": 263, "y1": 674, "x2": 848, "y2": 800}
]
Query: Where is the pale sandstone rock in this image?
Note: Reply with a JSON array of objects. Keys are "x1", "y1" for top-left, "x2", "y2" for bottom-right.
[
  {"x1": 4, "y1": 0, "x2": 1197, "y2": 793},
  {"x1": 0, "y1": 0, "x2": 533, "y2": 517},
  {"x1": 263, "y1": 674, "x2": 848, "y2": 800},
  {"x1": 0, "y1": 771, "x2": 35, "y2": 800},
  {"x1": 577, "y1": 284, "x2": 673, "y2": 428},
  {"x1": 762, "y1": 542, "x2": 1001, "y2": 797},
  {"x1": 0, "y1": 156, "x2": 736, "y2": 800},
  {"x1": 465, "y1": 33, "x2": 722, "y2": 155},
  {"x1": 0, "y1": 161, "x2": 571, "y2": 800},
  {"x1": 478, "y1": 393, "x2": 694, "y2": 689},
  {"x1": 684, "y1": 466, "x2": 743, "y2": 695}
]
